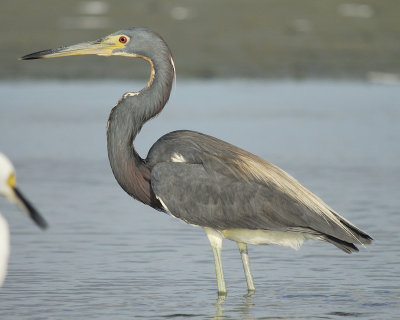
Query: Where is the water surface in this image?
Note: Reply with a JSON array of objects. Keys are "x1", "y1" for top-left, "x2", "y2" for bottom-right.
[{"x1": 0, "y1": 80, "x2": 399, "y2": 319}]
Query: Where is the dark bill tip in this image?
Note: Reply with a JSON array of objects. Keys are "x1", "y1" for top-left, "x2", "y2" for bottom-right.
[
  {"x1": 20, "y1": 48, "x2": 59, "y2": 60},
  {"x1": 14, "y1": 187, "x2": 48, "y2": 230}
]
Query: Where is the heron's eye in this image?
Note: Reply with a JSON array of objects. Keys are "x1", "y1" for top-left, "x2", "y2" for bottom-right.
[{"x1": 119, "y1": 36, "x2": 128, "y2": 44}]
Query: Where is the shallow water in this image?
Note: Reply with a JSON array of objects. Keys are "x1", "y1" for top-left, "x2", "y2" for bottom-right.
[{"x1": 0, "y1": 80, "x2": 399, "y2": 319}]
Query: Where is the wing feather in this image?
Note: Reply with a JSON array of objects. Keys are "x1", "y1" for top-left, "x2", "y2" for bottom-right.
[
  {"x1": 148, "y1": 130, "x2": 371, "y2": 245},
  {"x1": 151, "y1": 161, "x2": 369, "y2": 244}
]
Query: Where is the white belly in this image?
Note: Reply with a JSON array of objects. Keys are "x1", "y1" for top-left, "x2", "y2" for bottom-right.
[{"x1": 221, "y1": 228, "x2": 311, "y2": 250}]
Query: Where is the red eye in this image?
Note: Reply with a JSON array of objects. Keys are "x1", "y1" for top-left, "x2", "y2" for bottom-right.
[{"x1": 119, "y1": 36, "x2": 127, "y2": 44}]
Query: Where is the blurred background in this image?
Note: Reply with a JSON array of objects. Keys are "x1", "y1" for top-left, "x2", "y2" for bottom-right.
[
  {"x1": 1, "y1": 1, "x2": 400, "y2": 319},
  {"x1": 1, "y1": 0, "x2": 400, "y2": 81}
]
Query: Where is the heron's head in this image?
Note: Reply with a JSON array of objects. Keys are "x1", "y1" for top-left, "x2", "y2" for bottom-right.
[
  {"x1": 21, "y1": 27, "x2": 168, "y2": 61},
  {"x1": 0, "y1": 153, "x2": 48, "y2": 229}
]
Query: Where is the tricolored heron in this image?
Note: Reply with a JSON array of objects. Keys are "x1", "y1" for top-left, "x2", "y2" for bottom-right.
[
  {"x1": 0, "y1": 153, "x2": 48, "y2": 285},
  {"x1": 22, "y1": 27, "x2": 372, "y2": 295}
]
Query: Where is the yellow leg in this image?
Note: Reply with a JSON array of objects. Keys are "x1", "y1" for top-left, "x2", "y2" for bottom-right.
[
  {"x1": 237, "y1": 242, "x2": 255, "y2": 292},
  {"x1": 204, "y1": 228, "x2": 227, "y2": 296}
]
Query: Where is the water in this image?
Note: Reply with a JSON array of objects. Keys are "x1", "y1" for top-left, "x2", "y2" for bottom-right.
[{"x1": 0, "y1": 80, "x2": 399, "y2": 319}]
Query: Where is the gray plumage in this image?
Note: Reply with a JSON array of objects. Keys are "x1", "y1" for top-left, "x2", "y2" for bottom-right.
[
  {"x1": 148, "y1": 130, "x2": 371, "y2": 253},
  {"x1": 22, "y1": 26, "x2": 372, "y2": 295}
]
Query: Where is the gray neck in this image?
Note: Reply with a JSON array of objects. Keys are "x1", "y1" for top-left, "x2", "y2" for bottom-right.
[{"x1": 106, "y1": 52, "x2": 174, "y2": 205}]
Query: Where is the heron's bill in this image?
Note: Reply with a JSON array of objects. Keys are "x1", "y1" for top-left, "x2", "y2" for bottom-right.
[{"x1": 21, "y1": 35, "x2": 126, "y2": 60}]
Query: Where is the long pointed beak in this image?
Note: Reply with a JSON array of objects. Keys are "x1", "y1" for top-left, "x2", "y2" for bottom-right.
[
  {"x1": 11, "y1": 187, "x2": 48, "y2": 230},
  {"x1": 21, "y1": 39, "x2": 114, "y2": 60}
]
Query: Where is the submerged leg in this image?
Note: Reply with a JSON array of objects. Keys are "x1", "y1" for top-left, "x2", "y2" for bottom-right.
[
  {"x1": 237, "y1": 242, "x2": 255, "y2": 292},
  {"x1": 204, "y1": 227, "x2": 227, "y2": 296}
]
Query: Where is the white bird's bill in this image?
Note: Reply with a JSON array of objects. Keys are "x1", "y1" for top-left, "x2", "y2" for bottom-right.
[
  {"x1": 0, "y1": 152, "x2": 48, "y2": 286},
  {"x1": 0, "y1": 153, "x2": 48, "y2": 230}
]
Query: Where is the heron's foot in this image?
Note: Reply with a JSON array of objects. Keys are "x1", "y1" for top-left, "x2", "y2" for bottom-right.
[
  {"x1": 217, "y1": 289, "x2": 227, "y2": 297},
  {"x1": 245, "y1": 288, "x2": 255, "y2": 298}
]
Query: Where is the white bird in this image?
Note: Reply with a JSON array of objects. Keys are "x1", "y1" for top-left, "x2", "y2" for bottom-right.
[{"x1": 0, "y1": 153, "x2": 48, "y2": 286}]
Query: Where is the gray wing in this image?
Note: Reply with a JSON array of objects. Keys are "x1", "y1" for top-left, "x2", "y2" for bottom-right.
[
  {"x1": 148, "y1": 130, "x2": 371, "y2": 247},
  {"x1": 151, "y1": 162, "x2": 345, "y2": 236}
]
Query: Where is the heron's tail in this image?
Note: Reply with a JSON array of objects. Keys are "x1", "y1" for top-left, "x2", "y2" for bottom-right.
[
  {"x1": 323, "y1": 235, "x2": 359, "y2": 253},
  {"x1": 322, "y1": 215, "x2": 373, "y2": 254},
  {"x1": 329, "y1": 210, "x2": 373, "y2": 247}
]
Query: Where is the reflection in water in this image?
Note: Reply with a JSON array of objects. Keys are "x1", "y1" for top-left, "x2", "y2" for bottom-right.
[
  {"x1": 239, "y1": 294, "x2": 255, "y2": 320},
  {"x1": 213, "y1": 292, "x2": 256, "y2": 319},
  {"x1": 213, "y1": 295, "x2": 226, "y2": 319}
]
